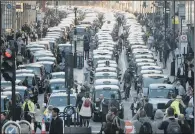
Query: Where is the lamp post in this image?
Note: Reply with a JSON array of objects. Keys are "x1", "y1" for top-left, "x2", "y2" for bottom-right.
[{"x1": 74, "y1": 7, "x2": 77, "y2": 68}]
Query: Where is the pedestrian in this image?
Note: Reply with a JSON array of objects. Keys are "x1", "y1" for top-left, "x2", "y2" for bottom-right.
[
  {"x1": 170, "y1": 95, "x2": 186, "y2": 117},
  {"x1": 104, "y1": 107, "x2": 120, "y2": 134},
  {"x1": 175, "y1": 81, "x2": 186, "y2": 98},
  {"x1": 144, "y1": 98, "x2": 153, "y2": 119},
  {"x1": 76, "y1": 87, "x2": 85, "y2": 126},
  {"x1": 17, "y1": 37, "x2": 24, "y2": 54},
  {"x1": 131, "y1": 109, "x2": 153, "y2": 134},
  {"x1": 22, "y1": 96, "x2": 35, "y2": 123},
  {"x1": 79, "y1": 92, "x2": 92, "y2": 127},
  {"x1": 98, "y1": 94, "x2": 109, "y2": 134},
  {"x1": 178, "y1": 114, "x2": 192, "y2": 134},
  {"x1": 184, "y1": 86, "x2": 193, "y2": 105},
  {"x1": 147, "y1": 34, "x2": 154, "y2": 50},
  {"x1": 130, "y1": 97, "x2": 141, "y2": 117},
  {"x1": 177, "y1": 63, "x2": 186, "y2": 87},
  {"x1": 186, "y1": 65, "x2": 194, "y2": 88},
  {"x1": 43, "y1": 105, "x2": 53, "y2": 131},
  {"x1": 152, "y1": 109, "x2": 164, "y2": 134},
  {"x1": 34, "y1": 104, "x2": 42, "y2": 132},
  {"x1": 84, "y1": 35, "x2": 90, "y2": 60},
  {"x1": 1, "y1": 113, "x2": 8, "y2": 128},
  {"x1": 158, "y1": 107, "x2": 181, "y2": 134},
  {"x1": 185, "y1": 102, "x2": 194, "y2": 123},
  {"x1": 108, "y1": 94, "x2": 119, "y2": 111},
  {"x1": 49, "y1": 107, "x2": 63, "y2": 134}
]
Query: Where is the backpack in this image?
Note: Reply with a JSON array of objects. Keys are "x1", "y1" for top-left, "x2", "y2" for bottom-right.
[
  {"x1": 139, "y1": 121, "x2": 153, "y2": 134},
  {"x1": 83, "y1": 98, "x2": 91, "y2": 107},
  {"x1": 104, "y1": 116, "x2": 118, "y2": 134},
  {"x1": 166, "y1": 119, "x2": 181, "y2": 134}
]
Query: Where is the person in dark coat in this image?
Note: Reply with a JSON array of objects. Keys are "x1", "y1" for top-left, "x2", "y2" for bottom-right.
[
  {"x1": 144, "y1": 98, "x2": 153, "y2": 119},
  {"x1": 49, "y1": 107, "x2": 63, "y2": 134},
  {"x1": 84, "y1": 35, "x2": 90, "y2": 60},
  {"x1": 186, "y1": 65, "x2": 194, "y2": 88},
  {"x1": 108, "y1": 94, "x2": 119, "y2": 111}
]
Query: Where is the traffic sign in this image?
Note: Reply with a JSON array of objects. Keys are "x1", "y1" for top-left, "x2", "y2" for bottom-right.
[
  {"x1": 6, "y1": 4, "x2": 12, "y2": 9},
  {"x1": 2, "y1": 121, "x2": 21, "y2": 134},
  {"x1": 5, "y1": 124, "x2": 20, "y2": 134},
  {"x1": 125, "y1": 121, "x2": 135, "y2": 134},
  {"x1": 180, "y1": 35, "x2": 187, "y2": 42}
]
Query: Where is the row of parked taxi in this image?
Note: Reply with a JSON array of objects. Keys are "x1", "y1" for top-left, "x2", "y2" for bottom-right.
[
  {"x1": 87, "y1": 12, "x2": 125, "y2": 122},
  {"x1": 124, "y1": 13, "x2": 177, "y2": 112},
  {"x1": 0, "y1": 8, "x2": 92, "y2": 118}
]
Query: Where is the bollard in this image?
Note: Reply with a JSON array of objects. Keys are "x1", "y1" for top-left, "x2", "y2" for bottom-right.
[{"x1": 18, "y1": 120, "x2": 32, "y2": 134}]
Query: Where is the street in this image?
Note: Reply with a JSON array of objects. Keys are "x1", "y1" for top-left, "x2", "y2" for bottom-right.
[{"x1": 1, "y1": 1, "x2": 194, "y2": 134}]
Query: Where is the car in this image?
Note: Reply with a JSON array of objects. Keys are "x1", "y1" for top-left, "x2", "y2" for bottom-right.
[
  {"x1": 93, "y1": 79, "x2": 120, "y2": 88},
  {"x1": 16, "y1": 69, "x2": 35, "y2": 75},
  {"x1": 35, "y1": 61, "x2": 55, "y2": 75},
  {"x1": 1, "y1": 80, "x2": 23, "y2": 90},
  {"x1": 16, "y1": 73, "x2": 39, "y2": 103},
  {"x1": 1, "y1": 91, "x2": 23, "y2": 107},
  {"x1": 134, "y1": 58, "x2": 155, "y2": 64},
  {"x1": 37, "y1": 57, "x2": 57, "y2": 64},
  {"x1": 140, "y1": 70, "x2": 163, "y2": 75},
  {"x1": 3, "y1": 86, "x2": 31, "y2": 102},
  {"x1": 94, "y1": 72, "x2": 118, "y2": 80},
  {"x1": 147, "y1": 84, "x2": 176, "y2": 112},
  {"x1": 96, "y1": 62, "x2": 118, "y2": 68},
  {"x1": 137, "y1": 74, "x2": 169, "y2": 96},
  {"x1": 91, "y1": 85, "x2": 124, "y2": 121},
  {"x1": 44, "y1": 79, "x2": 66, "y2": 103},
  {"x1": 135, "y1": 62, "x2": 157, "y2": 75},
  {"x1": 18, "y1": 63, "x2": 47, "y2": 93},
  {"x1": 134, "y1": 54, "x2": 154, "y2": 60},
  {"x1": 50, "y1": 72, "x2": 65, "y2": 79},
  {"x1": 93, "y1": 55, "x2": 112, "y2": 67},
  {"x1": 95, "y1": 67, "x2": 117, "y2": 73},
  {"x1": 141, "y1": 66, "x2": 163, "y2": 72},
  {"x1": 1, "y1": 95, "x2": 10, "y2": 114},
  {"x1": 31, "y1": 52, "x2": 54, "y2": 63}
]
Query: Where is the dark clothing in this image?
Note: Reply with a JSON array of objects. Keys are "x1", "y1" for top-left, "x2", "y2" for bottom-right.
[
  {"x1": 76, "y1": 92, "x2": 85, "y2": 111},
  {"x1": 178, "y1": 120, "x2": 192, "y2": 134},
  {"x1": 49, "y1": 117, "x2": 63, "y2": 134},
  {"x1": 108, "y1": 99, "x2": 119, "y2": 110},
  {"x1": 22, "y1": 25, "x2": 31, "y2": 34},
  {"x1": 144, "y1": 102, "x2": 153, "y2": 118},
  {"x1": 84, "y1": 50, "x2": 89, "y2": 60},
  {"x1": 158, "y1": 117, "x2": 177, "y2": 134}
]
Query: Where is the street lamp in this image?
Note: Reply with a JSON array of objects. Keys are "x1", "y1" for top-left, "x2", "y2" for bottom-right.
[{"x1": 74, "y1": 7, "x2": 77, "y2": 68}]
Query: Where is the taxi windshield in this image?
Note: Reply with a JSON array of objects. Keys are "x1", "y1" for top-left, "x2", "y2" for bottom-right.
[
  {"x1": 51, "y1": 74, "x2": 65, "y2": 79},
  {"x1": 50, "y1": 82, "x2": 66, "y2": 91},
  {"x1": 143, "y1": 77, "x2": 166, "y2": 88},
  {"x1": 1, "y1": 83, "x2": 11, "y2": 88},
  {"x1": 25, "y1": 67, "x2": 41, "y2": 76},
  {"x1": 95, "y1": 90, "x2": 120, "y2": 100},
  {"x1": 43, "y1": 64, "x2": 53, "y2": 73},
  {"x1": 49, "y1": 96, "x2": 76, "y2": 107},
  {"x1": 149, "y1": 88, "x2": 175, "y2": 98}
]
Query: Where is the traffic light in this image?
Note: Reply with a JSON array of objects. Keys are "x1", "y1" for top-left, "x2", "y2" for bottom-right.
[
  {"x1": 65, "y1": 52, "x2": 74, "y2": 88},
  {"x1": 2, "y1": 49, "x2": 14, "y2": 81}
]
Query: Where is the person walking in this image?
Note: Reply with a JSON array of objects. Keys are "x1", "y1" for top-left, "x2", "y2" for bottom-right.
[
  {"x1": 22, "y1": 97, "x2": 35, "y2": 123},
  {"x1": 108, "y1": 94, "x2": 119, "y2": 111},
  {"x1": 1, "y1": 113, "x2": 8, "y2": 129},
  {"x1": 186, "y1": 65, "x2": 194, "y2": 88},
  {"x1": 175, "y1": 81, "x2": 186, "y2": 98},
  {"x1": 43, "y1": 105, "x2": 53, "y2": 131},
  {"x1": 178, "y1": 114, "x2": 192, "y2": 134},
  {"x1": 144, "y1": 98, "x2": 153, "y2": 119},
  {"x1": 34, "y1": 104, "x2": 42, "y2": 132},
  {"x1": 130, "y1": 97, "x2": 141, "y2": 117},
  {"x1": 79, "y1": 93, "x2": 92, "y2": 127},
  {"x1": 98, "y1": 94, "x2": 109, "y2": 134},
  {"x1": 158, "y1": 107, "x2": 181, "y2": 134},
  {"x1": 177, "y1": 63, "x2": 186, "y2": 87},
  {"x1": 131, "y1": 109, "x2": 153, "y2": 134},
  {"x1": 170, "y1": 95, "x2": 186, "y2": 117},
  {"x1": 76, "y1": 87, "x2": 85, "y2": 126},
  {"x1": 152, "y1": 109, "x2": 164, "y2": 134},
  {"x1": 84, "y1": 35, "x2": 90, "y2": 60},
  {"x1": 49, "y1": 107, "x2": 63, "y2": 134}
]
